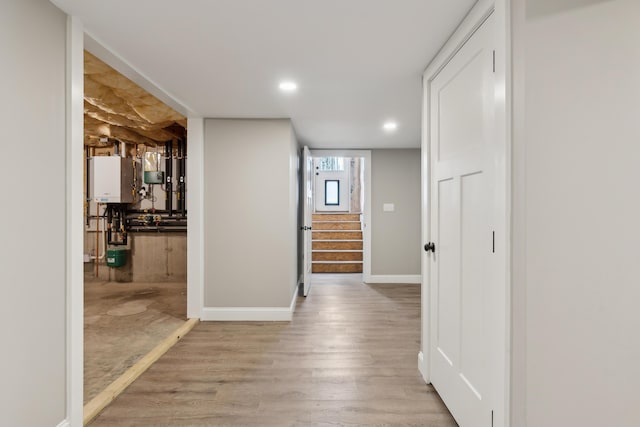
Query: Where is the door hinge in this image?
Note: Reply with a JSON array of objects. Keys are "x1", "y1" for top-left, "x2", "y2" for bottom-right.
[
  {"x1": 492, "y1": 50, "x2": 496, "y2": 73},
  {"x1": 491, "y1": 410, "x2": 494, "y2": 427}
]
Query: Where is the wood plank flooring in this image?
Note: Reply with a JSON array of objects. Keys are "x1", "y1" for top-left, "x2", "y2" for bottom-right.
[{"x1": 89, "y1": 274, "x2": 456, "y2": 426}]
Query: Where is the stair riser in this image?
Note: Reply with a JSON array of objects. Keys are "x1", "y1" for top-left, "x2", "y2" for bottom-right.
[
  {"x1": 312, "y1": 214, "x2": 360, "y2": 221},
  {"x1": 313, "y1": 252, "x2": 363, "y2": 262},
  {"x1": 313, "y1": 231, "x2": 362, "y2": 240},
  {"x1": 312, "y1": 222, "x2": 361, "y2": 231},
  {"x1": 312, "y1": 263, "x2": 363, "y2": 273},
  {"x1": 313, "y1": 241, "x2": 363, "y2": 250}
]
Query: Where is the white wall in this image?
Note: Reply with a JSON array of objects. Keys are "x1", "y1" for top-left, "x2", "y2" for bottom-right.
[
  {"x1": 371, "y1": 149, "x2": 421, "y2": 276},
  {"x1": 0, "y1": 0, "x2": 68, "y2": 425},
  {"x1": 511, "y1": 1, "x2": 640, "y2": 425},
  {"x1": 203, "y1": 119, "x2": 298, "y2": 314}
]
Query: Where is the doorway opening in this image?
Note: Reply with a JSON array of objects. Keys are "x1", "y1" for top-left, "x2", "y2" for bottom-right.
[
  {"x1": 82, "y1": 51, "x2": 192, "y2": 422},
  {"x1": 300, "y1": 149, "x2": 371, "y2": 297},
  {"x1": 311, "y1": 156, "x2": 365, "y2": 274}
]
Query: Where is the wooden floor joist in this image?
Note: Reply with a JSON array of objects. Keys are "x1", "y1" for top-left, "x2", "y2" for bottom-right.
[{"x1": 83, "y1": 317, "x2": 199, "y2": 425}]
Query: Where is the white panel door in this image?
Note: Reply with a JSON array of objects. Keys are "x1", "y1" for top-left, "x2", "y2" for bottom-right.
[
  {"x1": 428, "y1": 13, "x2": 496, "y2": 427},
  {"x1": 302, "y1": 146, "x2": 313, "y2": 296}
]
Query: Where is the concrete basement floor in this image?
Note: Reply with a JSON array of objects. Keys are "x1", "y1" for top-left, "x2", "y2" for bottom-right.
[{"x1": 84, "y1": 280, "x2": 187, "y2": 404}]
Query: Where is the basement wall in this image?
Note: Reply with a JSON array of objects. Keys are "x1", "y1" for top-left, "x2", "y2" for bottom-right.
[
  {"x1": 84, "y1": 232, "x2": 187, "y2": 282},
  {"x1": 511, "y1": 1, "x2": 640, "y2": 425},
  {"x1": 370, "y1": 149, "x2": 421, "y2": 276},
  {"x1": 0, "y1": 0, "x2": 67, "y2": 425},
  {"x1": 203, "y1": 119, "x2": 298, "y2": 312}
]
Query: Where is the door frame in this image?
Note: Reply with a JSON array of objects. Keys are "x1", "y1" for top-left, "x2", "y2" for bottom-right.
[
  {"x1": 66, "y1": 16, "x2": 84, "y2": 427},
  {"x1": 311, "y1": 150, "x2": 372, "y2": 282},
  {"x1": 65, "y1": 22, "x2": 200, "y2": 426},
  {"x1": 302, "y1": 146, "x2": 313, "y2": 296},
  {"x1": 419, "y1": 0, "x2": 511, "y2": 426}
]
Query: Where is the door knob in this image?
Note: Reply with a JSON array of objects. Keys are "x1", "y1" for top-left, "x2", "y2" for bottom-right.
[{"x1": 424, "y1": 242, "x2": 435, "y2": 252}]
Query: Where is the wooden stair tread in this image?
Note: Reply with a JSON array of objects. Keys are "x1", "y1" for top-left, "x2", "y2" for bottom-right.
[
  {"x1": 312, "y1": 261, "x2": 364, "y2": 264},
  {"x1": 313, "y1": 239, "x2": 363, "y2": 242},
  {"x1": 311, "y1": 219, "x2": 362, "y2": 224},
  {"x1": 313, "y1": 249, "x2": 363, "y2": 252}
]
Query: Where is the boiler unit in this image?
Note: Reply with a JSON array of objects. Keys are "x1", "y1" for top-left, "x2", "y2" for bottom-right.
[{"x1": 89, "y1": 156, "x2": 134, "y2": 203}]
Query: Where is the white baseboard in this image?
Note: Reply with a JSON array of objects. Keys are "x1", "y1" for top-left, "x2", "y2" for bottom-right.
[
  {"x1": 418, "y1": 351, "x2": 430, "y2": 384},
  {"x1": 366, "y1": 275, "x2": 422, "y2": 284},
  {"x1": 202, "y1": 287, "x2": 298, "y2": 321},
  {"x1": 56, "y1": 420, "x2": 70, "y2": 427}
]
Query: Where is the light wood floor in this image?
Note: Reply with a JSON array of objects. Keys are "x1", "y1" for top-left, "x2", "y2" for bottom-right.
[{"x1": 89, "y1": 274, "x2": 456, "y2": 426}]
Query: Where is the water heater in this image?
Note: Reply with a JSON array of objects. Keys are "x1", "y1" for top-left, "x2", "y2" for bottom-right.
[{"x1": 89, "y1": 156, "x2": 134, "y2": 203}]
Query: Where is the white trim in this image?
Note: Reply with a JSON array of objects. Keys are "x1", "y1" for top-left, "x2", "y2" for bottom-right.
[
  {"x1": 187, "y1": 117, "x2": 205, "y2": 319},
  {"x1": 421, "y1": 1, "x2": 511, "y2": 426},
  {"x1": 366, "y1": 275, "x2": 422, "y2": 284},
  {"x1": 311, "y1": 150, "x2": 372, "y2": 282},
  {"x1": 56, "y1": 420, "x2": 70, "y2": 427},
  {"x1": 420, "y1": 69, "x2": 431, "y2": 388},
  {"x1": 202, "y1": 307, "x2": 293, "y2": 322},
  {"x1": 202, "y1": 288, "x2": 298, "y2": 322},
  {"x1": 493, "y1": 2, "x2": 512, "y2": 426},
  {"x1": 65, "y1": 15, "x2": 84, "y2": 427},
  {"x1": 510, "y1": 1, "x2": 526, "y2": 425},
  {"x1": 423, "y1": 0, "x2": 495, "y2": 79},
  {"x1": 418, "y1": 351, "x2": 429, "y2": 384}
]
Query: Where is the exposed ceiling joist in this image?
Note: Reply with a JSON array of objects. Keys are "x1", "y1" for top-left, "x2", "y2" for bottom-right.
[{"x1": 84, "y1": 51, "x2": 186, "y2": 147}]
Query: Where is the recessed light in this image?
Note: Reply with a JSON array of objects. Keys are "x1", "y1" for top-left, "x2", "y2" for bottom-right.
[
  {"x1": 383, "y1": 121, "x2": 398, "y2": 132},
  {"x1": 279, "y1": 81, "x2": 298, "y2": 92}
]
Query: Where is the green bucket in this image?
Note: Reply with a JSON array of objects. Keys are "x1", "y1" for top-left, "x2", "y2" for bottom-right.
[{"x1": 106, "y1": 248, "x2": 127, "y2": 267}]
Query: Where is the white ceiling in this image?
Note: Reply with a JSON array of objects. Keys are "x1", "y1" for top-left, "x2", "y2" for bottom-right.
[{"x1": 52, "y1": 0, "x2": 476, "y2": 149}]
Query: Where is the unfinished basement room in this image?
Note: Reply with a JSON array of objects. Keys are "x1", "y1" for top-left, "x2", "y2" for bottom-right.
[{"x1": 82, "y1": 51, "x2": 193, "y2": 423}]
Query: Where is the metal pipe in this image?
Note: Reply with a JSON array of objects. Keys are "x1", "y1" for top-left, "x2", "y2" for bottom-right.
[
  {"x1": 176, "y1": 139, "x2": 183, "y2": 214},
  {"x1": 95, "y1": 203, "x2": 100, "y2": 277},
  {"x1": 106, "y1": 204, "x2": 113, "y2": 246},
  {"x1": 165, "y1": 140, "x2": 173, "y2": 216},
  {"x1": 89, "y1": 217, "x2": 106, "y2": 260},
  {"x1": 85, "y1": 146, "x2": 91, "y2": 226},
  {"x1": 180, "y1": 138, "x2": 187, "y2": 216}
]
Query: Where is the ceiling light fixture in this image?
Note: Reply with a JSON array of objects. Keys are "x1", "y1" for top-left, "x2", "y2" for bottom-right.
[
  {"x1": 279, "y1": 81, "x2": 298, "y2": 93},
  {"x1": 383, "y1": 121, "x2": 398, "y2": 132}
]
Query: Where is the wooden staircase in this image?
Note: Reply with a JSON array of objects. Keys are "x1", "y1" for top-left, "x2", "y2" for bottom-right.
[{"x1": 312, "y1": 213, "x2": 363, "y2": 273}]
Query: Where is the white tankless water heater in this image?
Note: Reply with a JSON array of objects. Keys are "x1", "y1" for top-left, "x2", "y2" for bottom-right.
[{"x1": 89, "y1": 156, "x2": 134, "y2": 203}]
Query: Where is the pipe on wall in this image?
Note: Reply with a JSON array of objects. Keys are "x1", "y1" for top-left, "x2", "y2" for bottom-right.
[
  {"x1": 177, "y1": 138, "x2": 186, "y2": 216},
  {"x1": 165, "y1": 140, "x2": 173, "y2": 216}
]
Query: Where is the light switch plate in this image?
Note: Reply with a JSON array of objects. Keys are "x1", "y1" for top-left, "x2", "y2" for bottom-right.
[{"x1": 383, "y1": 203, "x2": 395, "y2": 212}]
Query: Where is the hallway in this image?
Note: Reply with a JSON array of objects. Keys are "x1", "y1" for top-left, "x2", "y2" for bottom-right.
[{"x1": 89, "y1": 275, "x2": 456, "y2": 426}]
